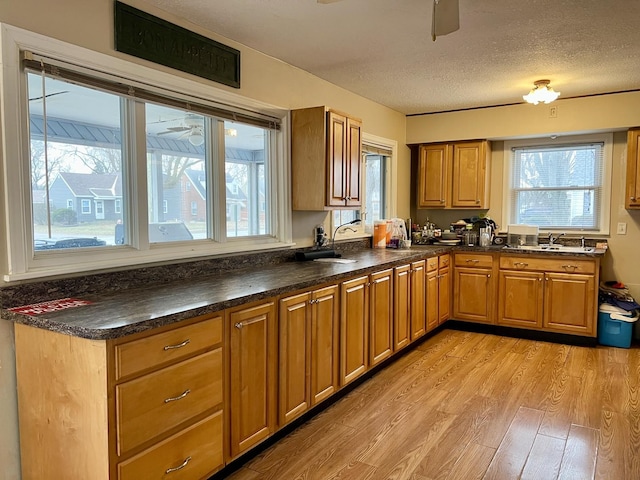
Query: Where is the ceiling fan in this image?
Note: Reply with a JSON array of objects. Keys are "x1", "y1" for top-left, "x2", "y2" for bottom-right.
[
  {"x1": 157, "y1": 114, "x2": 205, "y2": 146},
  {"x1": 317, "y1": 0, "x2": 459, "y2": 41}
]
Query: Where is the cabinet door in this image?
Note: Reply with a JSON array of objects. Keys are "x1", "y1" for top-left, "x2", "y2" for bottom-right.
[
  {"x1": 451, "y1": 141, "x2": 488, "y2": 208},
  {"x1": 426, "y1": 269, "x2": 439, "y2": 332},
  {"x1": 346, "y1": 117, "x2": 362, "y2": 207},
  {"x1": 310, "y1": 285, "x2": 339, "y2": 405},
  {"x1": 497, "y1": 270, "x2": 544, "y2": 328},
  {"x1": 327, "y1": 111, "x2": 348, "y2": 207},
  {"x1": 410, "y1": 260, "x2": 426, "y2": 339},
  {"x1": 340, "y1": 276, "x2": 369, "y2": 386},
  {"x1": 278, "y1": 292, "x2": 311, "y2": 425},
  {"x1": 229, "y1": 301, "x2": 277, "y2": 458},
  {"x1": 393, "y1": 264, "x2": 411, "y2": 350},
  {"x1": 453, "y1": 267, "x2": 495, "y2": 323},
  {"x1": 544, "y1": 273, "x2": 596, "y2": 336},
  {"x1": 626, "y1": 128, "x2": 640, "y2": 208},
  {"x1": 418, "y1": 144, "x2": 450, "y2": 208},
  {"x1": 369, "y1": 269, "x2": 394, "y2": 366},
  {"x1": 438, "y1": 266, "x2": 450, "y2": 324}
]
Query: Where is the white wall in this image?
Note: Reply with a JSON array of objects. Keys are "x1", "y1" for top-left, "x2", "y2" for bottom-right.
[{"x1": 0, "y1": 1, "x2": 409, "y2": 477}]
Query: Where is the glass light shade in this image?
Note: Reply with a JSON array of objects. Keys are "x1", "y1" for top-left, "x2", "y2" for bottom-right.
[
  {"x1": 188, "y1": 129, "x2": 204, "y2": 146},
  {"x1": 523, "y1": 80, "x2": 560, "y2": 105}
]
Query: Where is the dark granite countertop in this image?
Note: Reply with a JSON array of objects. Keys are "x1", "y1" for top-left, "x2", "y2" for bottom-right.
[
  {"x1": 2, "y1": 244, "x2": 605, "y2": 340},
  {"x1": 2, "y1": 247, "x2": 448, "y2": 340}
]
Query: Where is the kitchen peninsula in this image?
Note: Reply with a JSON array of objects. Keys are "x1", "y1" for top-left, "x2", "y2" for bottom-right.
[{"x1": 2, "y1": 242, "x2": 605, "y2": 480}]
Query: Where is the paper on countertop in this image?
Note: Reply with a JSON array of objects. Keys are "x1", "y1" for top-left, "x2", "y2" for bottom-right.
[{"x1": 313, "y1": 258, "x2": 357, "y2": 264}]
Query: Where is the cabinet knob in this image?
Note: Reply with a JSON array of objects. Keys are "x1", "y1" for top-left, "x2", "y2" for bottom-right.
[
  {"x1": 487, "y1": 274, "x2": 491, "y2": 278},
  {"x1": 476, "y1": 199, "x2": 480, "y2": 204},
  {"x1": 631, "y1": 196, "x2": 637, "y2": 201},
  {"x1": 440, "y1": 199, "x2": 445, "y2": 203},
  {"x1": 562, "y1": 265, "x2": 578, "y2": 271},
  {"x1": 514, "y1": 262, "x2": 528, "y2": 268}
]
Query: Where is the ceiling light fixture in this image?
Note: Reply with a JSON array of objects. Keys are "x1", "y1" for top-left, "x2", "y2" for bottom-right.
[{"x1": 523, "y1": 79, "x2": 560, "y2": 105}]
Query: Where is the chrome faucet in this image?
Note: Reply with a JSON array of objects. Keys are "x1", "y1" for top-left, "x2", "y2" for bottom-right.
[{"x1": 548, "y1": 232, "x2": 565, "y2": 245}]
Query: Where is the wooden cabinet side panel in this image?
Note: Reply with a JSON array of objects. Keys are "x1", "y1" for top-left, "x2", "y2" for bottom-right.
[
  {"x1": 14, "y1": 324, "x2": 110, "y2": 480},
  {"x1": 626, "y1": 129, "x2": 640, "y2": 208},
  {"x1": 340, "y1": 276, "x2": 369, "y2": 386},
  {"x1": 311, "y1": 285, "x2": 340, "y2": 405},
  {"x1": 393, "y1": 265, "x2": 411, "y2": 350},
  {"x1": 369, "y1": 269, "x2": 394, "y2": 366},
  {"x1": 278, "y1": 292, "x2": 311, "y2": 425},
  {"x1": 229, "y1": 301, "x2": 277, "y2": 457},
  {"x1": 291, "y1": 107, "x2": 328, "y2": 211}
]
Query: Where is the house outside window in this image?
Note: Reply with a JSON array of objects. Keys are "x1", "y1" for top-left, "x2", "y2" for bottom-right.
[
  {"x1": 81, "y1": 199, "x2": 91, "y2": 214},
  {"x1": 66, "y1": 199, "x2": 73, "y2": 209},
  {"x1": 503, "y1": 134, "x2": 612, "y2": 234}
]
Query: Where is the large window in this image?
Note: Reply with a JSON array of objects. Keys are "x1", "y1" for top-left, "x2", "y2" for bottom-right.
[
  {"x1": 504, "y1": 135, "x2": 612, "y2": 234},
  {"x1": 2, "y1": 26, "x2": 289, "y2": 278}
]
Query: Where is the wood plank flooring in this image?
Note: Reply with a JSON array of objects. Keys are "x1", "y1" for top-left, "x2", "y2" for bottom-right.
[{"x1": 226, "y1": 329, "x2": 640, "y2": 480}]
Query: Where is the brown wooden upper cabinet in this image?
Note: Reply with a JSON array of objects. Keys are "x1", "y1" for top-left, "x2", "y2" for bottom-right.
[
  {"x1": 292, "y1": 106, "x2": 362, "y2": 210},
  {"x1": 417, "y1": 140, "x2": 491, "y2": 209},
  {"x1": 626, "y1": 128, "x2": 640, "y2": 209}
]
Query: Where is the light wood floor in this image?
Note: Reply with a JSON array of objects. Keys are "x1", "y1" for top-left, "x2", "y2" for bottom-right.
[{"x1": 226, "y1": 329, "x2": 640, "y2": 480}]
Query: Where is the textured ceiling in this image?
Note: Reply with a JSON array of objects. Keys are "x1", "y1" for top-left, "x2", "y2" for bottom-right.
[{"x1": 144, "y1": 0, "x2": 640, "y2": 115}]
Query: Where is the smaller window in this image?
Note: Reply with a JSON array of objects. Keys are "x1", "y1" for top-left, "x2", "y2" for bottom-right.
[
  {"x1": 185, "y1": 181, "x2": 191, "y2": 191},
  {"x1": 115, "y1": 199, "x2": 121, "y2": 214},
  {"x1": 81, "y1": 199, "x2": 91, "y2": 214},
  {"x1": 66, "y1": 199, "x2": 73, "y2": 209},
  {"x1": 191, "y1": 201, "x2": 197, "y2": 216},
  {"x1": 163, "y1": 200, "x2": 168, "y2": 214}
]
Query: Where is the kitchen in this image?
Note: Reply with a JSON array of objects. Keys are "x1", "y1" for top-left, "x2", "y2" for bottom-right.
[{"x1": 1, "y1": 1, "x2": 640, "y2": 479}]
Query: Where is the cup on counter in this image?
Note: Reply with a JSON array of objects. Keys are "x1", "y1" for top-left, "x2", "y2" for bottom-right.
[
  {"x1": 479, "y1": 228, "x2": 491, "y2": 247},
  {"x1": 463, "y1": 231, "x2": 477, "y2": 246}
]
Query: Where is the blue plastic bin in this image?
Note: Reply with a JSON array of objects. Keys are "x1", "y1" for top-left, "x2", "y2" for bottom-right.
[{"x1": 598, "y1": 304, "x2": 638, "y2": 348}]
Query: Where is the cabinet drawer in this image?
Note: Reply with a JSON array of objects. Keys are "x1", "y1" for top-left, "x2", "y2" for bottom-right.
[
  {"x1": 500, "y1": 256, "x2": 596, "y2": 274},
  {"x1": 426, "y1": 257, "x2": 439, "y2": 272},
  {"x1": 439, "y1": 254, "x2": 450, "y2": 269},
  {"x1": 118, "y1": 411, "x2": 223, "y2": 480},
  {"x1": 455, "y1": 253, "x2": 493, "y2": 269},
  {"x1": 116, "y1": 348, "x2": 222, "y2": 454},
  {"x1": 115, "y1": 315, "x2": 222, "y2": 380}
]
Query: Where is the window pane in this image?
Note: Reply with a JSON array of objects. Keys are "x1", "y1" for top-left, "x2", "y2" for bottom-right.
[
  {"x1": 225, "y1": 121, "x2": 269, "y2": 237},
  {"x1": 28, "y1": 72, "x2": 124, "y2": 251},
  {"x1": 511, "y1": 143, "x2": 602, "y2": 230},
  {"x1": 146, "y1": 104, "x2": 207, "y2": 243},
  {"x1": 364, "y1": 154, "x2": 386, "y2": 227}
]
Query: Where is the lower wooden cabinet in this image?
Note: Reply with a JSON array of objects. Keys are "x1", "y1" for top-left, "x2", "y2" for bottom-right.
[
  {"x1": 410, "y1": 260, "x2": 427, "y2": 339},
  {"x1": 228, "y1": 300, "x2": 278, "y2": 458},
  {"x1": 340, "y1": 275, "x2": 369, "y2": 386},
  {"x1": 498, "y1": 255, "x2": 598, "y2": 336},
  {"x1": 369, "y1": 269, "x2": 394, "y2": 366},
  {"x1": 453, "y1": 253, "x2": 496, "y2": 324},
  {"x1": 278, "y1": 285, "x2": 339, "y2": 426},
  {"x1": 438, "y1": 255, "x2": 451, "y2": 324},
  {"x1": 393, "y1": 264, "x2": 411, "y2": 350},
  {"x1": 14, "y1": 314, "x2": 225, "y2": 480},
  {"x1": 426, "y1": 257, "x2": 439, "y2": 332}
]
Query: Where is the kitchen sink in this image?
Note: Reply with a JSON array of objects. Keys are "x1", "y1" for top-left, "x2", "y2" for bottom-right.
[{"x1": 503, "y1": 244, "x2": 595, "y2": 253}]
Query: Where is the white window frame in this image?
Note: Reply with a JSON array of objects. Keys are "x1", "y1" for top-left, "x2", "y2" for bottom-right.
[
  {"x1": 81, "y1": 199, "x2": 91, "y2": 214},
  {"x1": 66, "y1": 199, "x2": 73, "y2": 209},
  {"x1": 0, "y1": 24, "x2": 292, "y2": 281},
  {"x1": 115, "y1": 199, "x2": 121, "y2": 214},
  {"x1": 502, "y1": 133, "x2": 612, "y2": 235},
  {"x1": 331, "y1": 132, "x2": 397, "y2": 241}
]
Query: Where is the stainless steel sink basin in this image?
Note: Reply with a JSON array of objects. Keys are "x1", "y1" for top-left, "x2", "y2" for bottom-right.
[{"x1": 503, "y1": 244, "x2": 595, "y2": 253}]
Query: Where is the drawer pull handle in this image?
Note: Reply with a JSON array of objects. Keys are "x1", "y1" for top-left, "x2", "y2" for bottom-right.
[
  {"x1": 235, "y1": 316, "x2": 266, "y2": 329},
  {"x1": 514, "y1": 262, "x2": 528, "y2": 268},
  {"x1": 562, "y1": 265, "x2": 578, "y2": 271},
  {"x1": 164, "y1": 389, "x2": 191, "y2": 404},
  {"x1": 465, "y1": 259, "x2": 480, "y2": 263},
  {"x1": 163, "y1": 339, "x2": 190, "y2": 351},
  {"x1": 165, "y1": 456, "x2": 192, "y2": 474}
]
